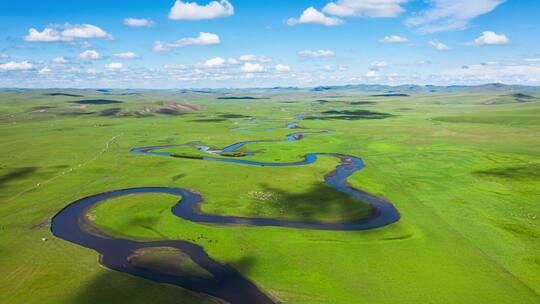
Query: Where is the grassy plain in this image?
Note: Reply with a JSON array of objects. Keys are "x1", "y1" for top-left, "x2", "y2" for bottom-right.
[{"x1": 0, "y1": 89, "x2": 538, "y2": 303}]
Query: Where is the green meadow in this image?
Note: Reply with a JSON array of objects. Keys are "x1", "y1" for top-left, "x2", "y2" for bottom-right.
[{"x1": 0, "y1": 89, "x2": 538, "y2": 303}]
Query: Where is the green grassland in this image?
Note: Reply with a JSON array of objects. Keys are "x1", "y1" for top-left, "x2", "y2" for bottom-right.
[{"x1": 0, "y1": 89, "x2": 538, "y2": 303}]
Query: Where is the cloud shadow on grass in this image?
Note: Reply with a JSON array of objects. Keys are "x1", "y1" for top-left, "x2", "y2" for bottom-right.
[
  {"x1": 474, "y1": 164, "x2": 540, "y2": 180},
  {"x1": 46, "y1": 93, "x2": 84, "y2": 97},
  {"x1": 71, "y1": 99, "x2": 123, "y2": 105},
  {"x1": 249, "y1": 182, "x2": 372, "y2": 222},
  {"x1": 99, "y1": 108, "x2": 122, "y2": 116},
  {"x1": 72, "y1": 271, "x2": 215, "y2": 304},
  {"x1": 0, "y1": 167, "x2": 38, "y2": 190},
  {"x1": 306, "y1": 109, "x2": 393, "y2": 120},
  {"x1": 190, "y1": 118, "x2": 227, "y2": 123}
]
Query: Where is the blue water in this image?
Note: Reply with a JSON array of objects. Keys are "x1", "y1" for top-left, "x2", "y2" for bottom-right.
[
  {"x1": 52, "y1": 117, "x2": 400, "y2": 304},
  {"x1": 130, "y1": 126, "x2": 399, "y2": 230}
]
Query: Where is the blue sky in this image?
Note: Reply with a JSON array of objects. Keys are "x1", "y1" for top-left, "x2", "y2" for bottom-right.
[{"x1": 0, "y1": 0, "x2": 539, "y2": 88}]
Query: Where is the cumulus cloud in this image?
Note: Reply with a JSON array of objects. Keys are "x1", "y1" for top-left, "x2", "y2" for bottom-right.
[
  {"x1": 239, "y1": 54, "x2": 258, "y2": 61},
  {"x1": 24, "y1": 24, "x2": 112, "y2": 42},
  {"x1": 79, "y1": 50, "x2": 100, "y2": 60},
  {"x1": 105, "y1": 62, "x2": 124, "y2": 70},
  {"x1": 79, "y1": 41, "x2": 92, "y2": 48},
  {"x1": 444, "y1": 62, "x2": 540, "y2": 83},
  {"x1": 240, "y1": 62, "x2": 264, "y2": 73},
  {"x1": 406, "y1": 0, "x2": 504, "y2": 33},
  {"x1": 323, "y1": 64, "x2": 347, "y2": 71},
  {"x1": 52, "y1": 56, "x2": 68, "y2": 64},
  {"x1": 198, "y1": 57, "x2": 226, "y2": 68},
  {"x1": 112, "y1": 51, "x2": 138, "y2": 59},
  {"x1": 164, "y1": 64, "x2": 188, "y2": 70},
  {"x1": 323, "y1": 0, "x2": 407, "y2": 18},
  {"x1": 287, "y1": 7, "x2": 344, "y2": 26},
  {"x1": 380, "y1": 35, "x2": 408, "y2": 43},
  {"x1": 124, "y1": 18, "x2": 154, "y2": 27},
  {"x1": 238, "y1": 54, "x2": 272, "y2": 62},
  {"x1": 371, "y1": 61, "x2": 388, "y2": 67},
  {"x1": 470, "y1": 31, "x2": 509, "y2": 45},
  {"x1": 24, "y1": 28, "x2": 66, "y2": 42},
  {"x1": 152, "y1": 42, "x2": 170, "y2": 52},
  {"x1": 0, "y1": 61, "x2": 34, "y2": 71},
  {"x1": 429, "y1": 40, "x2": 450, "y2": 50},
  {"x1": 38, "y1": 67, "x2": 52, "y2": 75},
  {"x1": 168, "y1": 0, "x2": 234, "y2": 20},
  {"x1": 153, "y1": 32, "x2": 220, "y2": 52},
  {"x1": 177, "y1": 32, "x2": 221, "y2": 46},
  {"x1": 298, "y1": 49, "x2": 335, "y2": 58},
  {"x1": 62, "y1": 24, "x2": 112, "y2": 39},
  {"x1": 365, "y1": 70, "x2": 379, "y2": 78},
  {"x1": 275, "y1": 64, "x2": 291, "y2": 72}
]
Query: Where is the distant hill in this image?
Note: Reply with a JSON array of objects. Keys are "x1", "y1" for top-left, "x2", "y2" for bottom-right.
[
  {"x1": 308, "y1": 83, "x2": 540, "y2": 95},
  {"x1": 509, "y1": 93, "x2": 536, "y2": 102},
  {"x1": 173, "y1": 83, "x2": 540, "y2": 96},
  {"x1": 2, "y1": 83, "x2": 539, "y2": 97}
]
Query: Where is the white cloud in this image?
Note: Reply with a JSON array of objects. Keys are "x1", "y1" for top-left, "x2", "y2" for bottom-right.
[
  {"x1": 24, "y1": 28, "x2": 66, "y2": 42},
  {"x1": 239, "y1": 54, "x2": 257, "y2": 61},
  {"x1": 105, "y1": 62, "x2": 124, "y2": 70},
  {"x1": 169, "y1": 0, "x2": 234, "y2": 20},
  {"x1": 365, "y1": 70, "x2": 379, "y2": 78},
  {"x1": 79, "y1": 41, "x2": 92, "y2": 48},
  {"x1": 238, "y1": 54, "x2": 272, "y2": 62},
  {"x1": 371, "y1": 61, "x2": 388, "y2": 67},
  {"x1": 112, "y1": 51, "x2": 138, "y2": 59},
  {"x1": 38, "y1": 67, "x2": 52, "y2": 75},
  {"x1": 241, "y1": 62, "x2": 265, "y2": 73},
  {"x1": 62, "y1": 24, "x2": 112, "y2": 39},
  {"x1": 152, "y1": 42, "x2": 170, "y2": 52},
  {"x1": 321, "y1": 64, "x2": 347, "y2": 72},
  {"x1": 86, "y1": 68, "x2": 97, "y2": 74},
  {"x1": 24, "y1": 24, "x2": 112, "y2": 42},
  {"x1": 199, "y1": 57, "x2": 226, "y2": 68},
  {"x1": 124, "y1": 18, "x2": 154, "y2": 27},
  {"x1": 153, "y1": 32, "x2": 220, "y2": 52},
  {"x1": 177, "y1": 32, "x2": 221, "y2": 46},
  {"x1": 164, "y1": 64, "x2": 188, "y2": 69},
  {"x1": 298, "y1": 49, "x2": 335, "y2": 58},
  {"x1": 287, "y1": 7, "x2": 344, "y2": 26},
  {"x1": 380, "y1": 35, "x2": 408, "y2": 43},
  {"x1": 0, "y1": 53, "x2": 9, "y2": 58},
  {"x1": 275, "y1": 64, "x2": 291, "y2": 72},
  {"x1": 52, "y1": 56, "x2": 68, "y2": 64},
  {"x1": 0, "y1": 61, "x2": 33, "y2": 71},
  {"x1": 445, "y1": 62, "x2": 540, "y2": 83},
  {"x1": 406, "y1": 0, "x2": 504, "y2": 33},
  {"x1": 471, "y1": 31, "x2": 509, "y2": 45},
  {"x1": 323, "y1": 0, "x2": 407, "y2": 18},
  {"x1": 227, "y1": 58, "x2": 240, "y2": 64},
  {"x1": 79, "y1": 50, "x2": 100, "y2": 60},
  {"x1": 429, "y1": 40, "x2": 450, "y2": 50},
  {"x1": 525, "y1": 58, "x2": 540, "y2": 62}
]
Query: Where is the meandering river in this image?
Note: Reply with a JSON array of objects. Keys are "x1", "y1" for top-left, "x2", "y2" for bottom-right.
[{"x1": 51, "y1": 118, "x2": 400, "y2": 304}]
